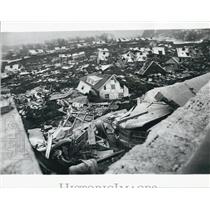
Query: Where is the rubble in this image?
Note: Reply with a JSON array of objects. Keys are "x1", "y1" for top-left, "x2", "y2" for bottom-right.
[
  {"x1": 106, "y1": 79, "x2": 210, "y2": 174},
  {"x1": 1, "y1": 31, "x2": 210, "y2": 174}
]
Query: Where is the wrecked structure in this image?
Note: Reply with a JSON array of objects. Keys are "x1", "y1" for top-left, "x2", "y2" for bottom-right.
[
  {"x1": 1, "y1": 72, "x2": 209, "y2": 175},
  {"x1": 97, "y1": 48, "x2": 110, "y2": 64},
  {"x1": 106, "y1": 77, "x2": 210, "y2": 174},
  {"x1": 77, "y1": 74, "x2": 130, "y2": 101},
  {"x1": 139, "y1": 61, "x2": 166, "y2": 76},
  {"x1": 1, "y1": 31, "x2": 210, "y2": 175}
]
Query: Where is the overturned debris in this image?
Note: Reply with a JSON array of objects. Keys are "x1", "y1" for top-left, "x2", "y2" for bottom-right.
[
  {"x1": 115, "y1": 102, "x2": 173, "y2": 148},
  {"x1": 143, "y1": 72, "x2": 210, "y2": 106},
  {"x1": 106, "y1": 80, "x2": 210, "y2": 174},
  {"x1": 28, "y1": 108, "x2": 128, "y2": 174}
]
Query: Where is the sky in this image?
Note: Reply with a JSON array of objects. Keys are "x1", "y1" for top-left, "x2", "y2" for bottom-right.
[{"x1": 1, "y1": 30, "x2": 144, "y2": 46}]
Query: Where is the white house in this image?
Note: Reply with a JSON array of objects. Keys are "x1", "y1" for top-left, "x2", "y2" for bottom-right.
[
  {"x1": 29, "y1": 49, "x2": 38, "y2": 55},
  {"x1": 121, "y1": 51, "x2": 134, "y2": 63},
  {"x1": 152, "y1": 47, "x2": 165, "y2": 55},
  {"x1": 135, "y1": 51, "x2": 147, "y2": 62},
  {"x1": 37, "y1": 49, "x2": 44, "y2": 54},
  {"x1": 97, "y1": 48, "x2": 110, "y2": 64},
  {"x1": 54, "y1": 47, "x2": 61, "y2": 51},
  {"x1": 117, "y1": 38, "x2": 130, "y2": 42},
  {"x1": 176, "y1": 47, "x2": 191, "y2": 58},
  {"x1": 77, "y1": 74, "x2": 129, "y2": 100},
  {"x1": 3, "y1": 61, "x2": 23, "y2": 74}
]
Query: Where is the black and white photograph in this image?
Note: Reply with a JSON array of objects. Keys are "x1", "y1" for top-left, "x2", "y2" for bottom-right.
[
  {"x1": 1, "y1": 1, "x2": 210, "y2": 209},
  {"x1": 1, "y1": 25, "x2": 210, "y2": 176}
]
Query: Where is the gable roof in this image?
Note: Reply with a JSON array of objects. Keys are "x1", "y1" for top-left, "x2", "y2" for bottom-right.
[
  {"x1": 139, "y1": 61, "x2": 166, "y2": 76},
  {"x1": 165, "y1": 57, "x2": 180, "y2": 65},
  {"x1": 80, "y1": 73, "x2": 113, "y2": 91}
]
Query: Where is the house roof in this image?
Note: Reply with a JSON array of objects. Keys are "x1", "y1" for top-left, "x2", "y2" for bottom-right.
[
  {"x1": 80, "y1": 74, "x2": 113, "y2": 91},
  {"x1": 99, "y1": 64, "x2": 112, "y2": 71},
  {"x1": 98, "y1": 48, "x2": 109, "y2": 52},
  {"x1": 139, "y1": 61, "x2": 166, "y2": 76},
  {"x1": 165, "y1": 57, "x2": 180, "y2": 65},
  {"x1": 119, "y1": 102, "x2": 173, "y2": 129}
]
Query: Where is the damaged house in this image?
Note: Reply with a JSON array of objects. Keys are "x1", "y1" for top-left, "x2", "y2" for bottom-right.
[
  {"x1": 176, "y1": 47, "x2": 191, "y2": 61},
  {"x1": 135, "y1": 51, "x2": 148, "y2": 62},
  {"x1": 165, "y1": 57, "x2": 181, "y2": 72},
  {"x1": 139, "y1": 61, "x2": 166, "y2": 76},
  {"x1": 152, "y1": 47, "x2": 166, "y2": 56},
  {"x1": 1, "y1": 59, "x2": 23, "y2": 76},
  {"x1": 121, "y1": 51, "x2": 134, "y2": 63},
  {"x1": 97, "y1": 48, "x2": 110, "y2": 64},
  {"x1": 77, "y1": 74, "x2": 130, "y2": 101},
  {"x1": 114, "y1": 72, "x2": 210, "y2": 149},
  {"x1": 125, "y1": 48, "x2": 149, "y2": 62}
]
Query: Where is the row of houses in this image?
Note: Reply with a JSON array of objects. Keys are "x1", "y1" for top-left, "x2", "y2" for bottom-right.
[
  {"x1": 28, "y1": 46, "x2": 68, "y2": 56},
  {"x1": 119, "y1": 45, "x2": 204, "y2": 65}
]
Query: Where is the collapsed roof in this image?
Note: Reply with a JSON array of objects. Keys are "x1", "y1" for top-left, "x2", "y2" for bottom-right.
[
  {"x1": 117, "y1": 101, "x2": 173, "y2": 129},
  {"x1": 144, "y1": 72, "x2": 210, "y2": 107}
]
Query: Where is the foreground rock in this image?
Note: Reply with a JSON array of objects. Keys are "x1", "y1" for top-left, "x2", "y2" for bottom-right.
[{"x1": 106, "y1": 80, "x2": 210, "y2": 174}]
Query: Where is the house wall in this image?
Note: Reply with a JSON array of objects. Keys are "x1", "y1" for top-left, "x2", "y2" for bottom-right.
[
  {"x1": 123, "y1": 85, "x2": 130, "y2": 97},
  {"x1": 76, "y1": 81, "x2": 92, "y2": 94},
  {"x1": 97, "y1": 50, "x2": 109, "y2": 63},
  {"x1": 98, "y1": 77, "x2": 128, "y2": 100}
]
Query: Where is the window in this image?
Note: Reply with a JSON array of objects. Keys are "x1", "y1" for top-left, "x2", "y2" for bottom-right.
[
  {"x1": 104, "y1": 85, "x2": 106, "y2": 90},
  {"x1": 105, "y1": 94, "x2": 109, "y2": 99},
  {"x1": 159, "y1": 50, "x2": 163, "y2": 55},
  {"x1": 111, "y1": 84, "x2": 115, "y2": 89},
  {"x1": 119, "y1": 93, "x2": 123, "y2": 98},
  {"x1": 81, "y1": 86, "x2": 84, "y2": 90}
]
